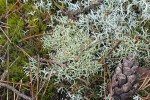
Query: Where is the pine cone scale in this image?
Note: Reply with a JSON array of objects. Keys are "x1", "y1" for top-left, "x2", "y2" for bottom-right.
[{"x1": 108, "y1": 54, "x2": 139, "y2": 100}]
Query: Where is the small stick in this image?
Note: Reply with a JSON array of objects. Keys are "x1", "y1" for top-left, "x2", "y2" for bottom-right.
[
  {"x1": 0, "y1": 82, "x2": 32, "y2": 100},
  {"x1": 62, "y1": 0, "x2": 104, "y2": 17}
]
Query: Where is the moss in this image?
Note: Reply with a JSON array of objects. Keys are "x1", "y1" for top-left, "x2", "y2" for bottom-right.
[
  {"x1": 0, "y1": 0, "x2": 51, "y2": 99},
  {"x1": 8, "y1": 13, "x2": 24, "y2": 43},
  {"x1": 7, "y1": 0, "x2": 16, "y2": 4},
  {"x1": 5, "y1": 44, "x2": 28, "y2": 81},
  {"x1": 9, "y1": 66, "x2": 24, "y2": 81},
  {"x1": 0, "y1": 0, "x2": 6, "y2": 16},
  {"x1": 0, "y1": 34, "x2": 6, "y2": 45},
  {"x1": 7, "y1": 54, "x2": 29, "y2": 83},
  {"x1": 26, "y1": 14, "x2": 46, "y2": 34},
  {"x1": 23, "y1": 3, "x2": 34, "y2": 12}
]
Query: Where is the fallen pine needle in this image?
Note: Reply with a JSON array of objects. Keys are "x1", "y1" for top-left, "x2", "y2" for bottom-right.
[
  {"x1": 0, "y1": 80, "x2": 30, "y2": 87},
  {"x1": 19, "y1": 33, "x2": 51, "y2": 42}
]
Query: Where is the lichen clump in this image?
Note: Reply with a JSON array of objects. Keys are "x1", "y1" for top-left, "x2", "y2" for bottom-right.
[
  {"x1": 24, "y1": 16, "x2": 100, "y2": 83},
  {"x1": 24, "y1": 0, "x2": 150, "y2": 99},
  {"x1": 41, "y1": 16, "x2": 100, "y2": 81},
  {"x1": 24, "y1": 16, "x2": 101, "y2": 98}
]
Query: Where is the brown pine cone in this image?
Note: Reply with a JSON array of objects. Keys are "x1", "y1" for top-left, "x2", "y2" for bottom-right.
[{"x1": 108, "y1": 54, "x2": 139, "y2": 100}]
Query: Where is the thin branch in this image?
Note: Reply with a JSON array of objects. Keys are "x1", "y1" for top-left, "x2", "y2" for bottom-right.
[
  {"x1": 62, "y1": 0, "x2": 104, "y2": 17},
  {"x1": 0, "y1": 82, "x2": 32, "y2": 100}
]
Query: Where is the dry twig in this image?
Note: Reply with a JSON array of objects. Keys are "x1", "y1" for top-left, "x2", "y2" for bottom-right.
[
  {"x1": 0, "y1": 82, "x2": 32, "y2": 100},
  {"x1": 62, "y1": 0, "x2": 104, "y2": 18}
]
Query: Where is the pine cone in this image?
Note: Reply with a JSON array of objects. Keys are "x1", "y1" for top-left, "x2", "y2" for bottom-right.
[{"x1": 108, "y1": 54, "x2": 139, "y2": 100}]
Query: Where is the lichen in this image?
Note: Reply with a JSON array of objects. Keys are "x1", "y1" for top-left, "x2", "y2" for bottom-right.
[{"x1": 24, "y1": 0, "x2": 150, "y2": 99}]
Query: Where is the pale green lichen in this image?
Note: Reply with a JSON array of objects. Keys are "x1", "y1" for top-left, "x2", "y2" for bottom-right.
[
  {"x1": 25, "y1": 16, "x2": 101, "y2": 82},
  {"x1": 24, "y1": 16, "x2": 102, "y2": 99},
  {"x1": 24, "y1": 0, "x2": 150, "y2": 99}
]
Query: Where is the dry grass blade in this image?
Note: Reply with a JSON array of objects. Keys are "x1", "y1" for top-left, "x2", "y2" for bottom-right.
[
  {"x1": 41, "y1": 69, "x2": 53, "y2": 99},
  {"x1": 32, "y1": 71, "x2": 53, "y2": 100},
  {"x1": 0, "y1": 21, "x2": 10, "y2": 28},
  {"x1": 16, "y1": 45, "x2": 31, "y2": 58},
  {"x1": 35, "y1": 55, "x2": 40, "y2": 100},
  {"x1": 16, "y1": 80, "x2": 23, "y2": 100},
  {"x1": 138, "y1": 74, "x2": 150, "y2": 91},
  {"x1": 104, "y1": 64, "x2": 107, "y2": 100},
  {"x1": 52, "y1": 0, "x2": 64, "y2": 10},
  {"x1": 0, "y1": 27, "x2": 11, "y2": 43},
  {"x1": 5, "y1": 0, "x2": 24, "y2": 18},
  {"x1": 103, "y1": 64, "x2": 112, "y2": 100},
  {"x1": 5, "y1": 0, "x2": 19, "y2": 16},
  {"x1": 106, "y1": 64, "x2": 112, "y2": 100},
  {"x1": 29, "y1": 70, "x2": 34, "y2": 98},
  {"x1": 1, "y1": 57, "x2": 19, "y2": 81},
  {"x1": 41, "y1": 80, "x2": 50, "y2": 99}
]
